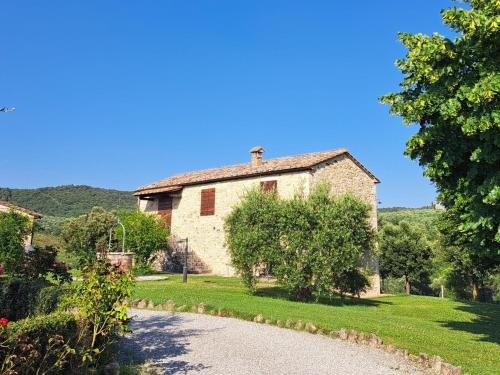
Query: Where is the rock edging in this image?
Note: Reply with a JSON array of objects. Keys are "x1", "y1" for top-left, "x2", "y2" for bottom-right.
[{"x1": 127, "y1": 299, "x2": 461, "y2": 375}]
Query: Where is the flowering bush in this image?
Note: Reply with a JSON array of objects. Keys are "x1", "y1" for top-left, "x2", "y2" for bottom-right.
[
  {"x1": 0, "y1": 313, "x2": 83, "y2": 375},
  {"x1": 13, "y1": 246, "x2": 71, "y2": 284},
  {"x1": 0, "y1": 260, "x2": 133, "y2": 374},
  {"x1": 69, "y1": 260, "x2": 133, "y2": 365}
]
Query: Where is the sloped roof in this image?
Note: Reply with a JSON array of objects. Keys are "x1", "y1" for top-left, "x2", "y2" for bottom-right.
[
  {"x1": 135, "y1": 148, "x2": 379, "y2": 197},
  {"x1": 0, "y1": 200, "x2": 43, "y2": 218}
]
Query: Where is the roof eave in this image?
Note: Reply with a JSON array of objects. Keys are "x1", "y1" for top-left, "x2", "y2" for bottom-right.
[
  {"x1": 133, "y1": 166, "x2": 316, "y2": 196},
  {"x1": 134, "y1": 149, "x2": 380, "y2": 196},
  {"x1": 0, "y1": 201, "x2": 43, "y2": 218}
]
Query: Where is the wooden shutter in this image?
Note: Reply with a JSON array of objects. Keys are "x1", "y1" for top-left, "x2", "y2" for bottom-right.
[
  {"x1": 200, "y1": 188, "x2": 216, "y2": 216},
  {"x1": 260, "y1": 180, "x2": 277, "y2": 193},
  {"x1": 158, "y1": 196, "x2": 173, "y2": 227}
]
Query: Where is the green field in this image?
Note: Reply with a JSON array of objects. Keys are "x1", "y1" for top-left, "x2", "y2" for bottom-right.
[{"x1": 133, "y1": 275, "x2": 500, "y2": 375}]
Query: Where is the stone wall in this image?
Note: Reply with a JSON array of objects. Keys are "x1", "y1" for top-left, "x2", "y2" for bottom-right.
[
  {"x1": 167, "y1": 171, "x2": 311, "y2": 275},
  {"x1": 106, "y1": 252, "x2": 135, "y2": 272}
]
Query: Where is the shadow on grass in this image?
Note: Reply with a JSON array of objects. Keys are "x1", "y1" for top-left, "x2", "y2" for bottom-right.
[
  {"x1": 118, "y1": 313, "x2": 213, "y2": 374},
  {"x1": 255, "y1": 286, "x2": 391, "y2": 307},
  {"x1": 439, "y1": 302, "x2": 500, "y2": 344}
]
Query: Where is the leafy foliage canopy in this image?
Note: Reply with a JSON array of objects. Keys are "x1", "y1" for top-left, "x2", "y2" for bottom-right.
[
  {"x1": 225, "y1": 185, "x2": 375, "y2": 300},
  {"x1": 381, "y1": 0, "x2": 500, "y2": 270}
]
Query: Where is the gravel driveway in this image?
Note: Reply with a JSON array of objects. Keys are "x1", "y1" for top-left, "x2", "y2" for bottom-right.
[{"x1": 121, "y1": 309, "x2": 425, "y2": 375}]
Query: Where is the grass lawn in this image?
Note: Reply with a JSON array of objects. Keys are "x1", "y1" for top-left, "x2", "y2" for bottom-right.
[{"x1": 133, "y1": 275, "x2": 500, "y2": 375}]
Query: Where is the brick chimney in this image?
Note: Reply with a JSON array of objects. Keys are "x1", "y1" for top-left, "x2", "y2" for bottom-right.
[{"x1": 250, "y1": 146, "x2": 265, "y2": 167}]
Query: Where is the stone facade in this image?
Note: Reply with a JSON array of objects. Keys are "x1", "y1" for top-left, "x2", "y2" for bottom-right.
[
  {"x1": 140, "y1": 171, "x2": 311, "y2": 276},
  {"x1": 312, "y1": 154, "x2": 377, "y2": 229},
  {"x1": 138, "y1": 151, "x2": 380, "y2": 295}
]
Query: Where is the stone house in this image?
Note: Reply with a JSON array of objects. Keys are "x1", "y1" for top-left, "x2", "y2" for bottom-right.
[
  {"x1": 0, "y1": 200, "x2": 42, "y2": 248},
  {"x1": 135, "y1": 147, "x2": 381, "y2": 294}
]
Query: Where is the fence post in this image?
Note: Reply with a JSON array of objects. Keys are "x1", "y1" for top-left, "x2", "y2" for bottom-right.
[{"x1": 182, "y1": 238, "x2": 188, "y2": 283}]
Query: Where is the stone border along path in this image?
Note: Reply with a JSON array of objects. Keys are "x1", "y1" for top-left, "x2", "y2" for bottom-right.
[
  {"x1": 127, "y1": 301, "x2": 462, "y2": 375},
  {"x1": 121, "y1": 309, "x2": 432, "y2": 375}
]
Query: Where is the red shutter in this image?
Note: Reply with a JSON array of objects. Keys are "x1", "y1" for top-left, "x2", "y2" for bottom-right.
[
  {"x1": 158, "y1": 196, "x2": 173, "y2": 227},
  {"x1": 200, "y1": 188, "x2": 215, "y2": 216},
  {"x1": 260, "y1": 180, "x2": 277, "y2": 193}
]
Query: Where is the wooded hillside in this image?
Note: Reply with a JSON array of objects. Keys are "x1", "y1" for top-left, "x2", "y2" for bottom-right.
[
  {"x1": 378, "y1": 207, "x2": 440, "y2": 229},
  {"x1": 0, "y1": 185, "x2": 136, "y2": 217}
]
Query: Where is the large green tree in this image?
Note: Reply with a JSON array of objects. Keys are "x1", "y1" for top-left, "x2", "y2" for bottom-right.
[
  {"x1": 62, "y1": 207, "x2": 117, "y2": 267},
  {"x1": 381, "y1": 1, "x2": 499, "y2": 275},
  {"x1": 379, "y1": 221, "x2": 433, "y2": 295},
  {"x1": 117, "y1": 211, "x2": 170, "y2": 266},
  {"x1": 225, "y1": 185, "x2": 375, "y2": 300}
]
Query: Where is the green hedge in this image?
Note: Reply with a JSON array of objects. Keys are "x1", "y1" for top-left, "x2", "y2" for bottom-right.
[
  {"x1": 7, "y1": 312, "x2": 79, "y2": 352},
  {"x1": 0, "y1": 279, "x2": 47, "y2": 320},
  {"x1": 0, "y1": 279, "x2": 71, "y2": 321},
  {"x1": 1, "y1": 312, "x2": 85, "y2": 374},
  {"x1": 34, "y1": 285, "x2": 72, "y2": 316}
]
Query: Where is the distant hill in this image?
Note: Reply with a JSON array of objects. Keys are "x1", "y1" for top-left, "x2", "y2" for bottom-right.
[
  {"x1": 378, "y1": 207, "x2": 441, "y2": 230},
  {"x1": 0, "y1": 185, "x2": 136, "y2": 217}
]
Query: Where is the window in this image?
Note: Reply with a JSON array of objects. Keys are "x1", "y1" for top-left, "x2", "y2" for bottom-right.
[
  {"x1": 158, "y1": 196, "x2": 173, "y2": 227},
  {"x1": 260, "y1": 180, "x2": 277, "y2": 193},
  {"x1": 200, "y1": 188, "x2": 215, "y2": 216}
]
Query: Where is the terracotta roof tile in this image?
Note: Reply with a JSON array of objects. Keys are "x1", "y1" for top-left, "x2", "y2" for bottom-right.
[
  {"x1": 0, "y1": 200, "x2": 43, "y2": 218},
  {"x1": 135, "y1": 148, "x2": 379, "y2": 196}
]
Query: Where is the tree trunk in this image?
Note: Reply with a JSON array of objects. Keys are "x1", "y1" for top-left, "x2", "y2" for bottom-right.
[
  {"x1": 405, "y1": 277, "x2": 411, "y2": 295},
  {"x1": 471, "y1": 282, "x2": 479, "y2": 301},
  {"x1": 440, "y1": 284, "x2": 444, "y2": 299}
]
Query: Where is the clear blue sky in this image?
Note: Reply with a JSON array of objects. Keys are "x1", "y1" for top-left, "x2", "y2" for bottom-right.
[{"x1": 0, "y1": 1, "x2": 456, "y2": 207}]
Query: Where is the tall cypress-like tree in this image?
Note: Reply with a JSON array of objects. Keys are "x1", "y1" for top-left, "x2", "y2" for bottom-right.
[{"x1": 381, "y1": 1, "x2": 500, "y2": 284}]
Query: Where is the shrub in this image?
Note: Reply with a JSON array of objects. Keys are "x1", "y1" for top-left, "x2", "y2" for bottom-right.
[
  {"x1": 277, "y1": 188, "x2": 375, "y2": 300},
  {"x1": 131, "y1": 263, "x2": 155, "y2": 276},
  {"x1": 225, "y1": 189, "x2": 281, "y2": 292},
  {"x1": 225, "y1": 184, "x2": 375, "y2": 300},
  {"x1": 12, "y1": 245, "x2": 71, "y2": 284},
  {"x1": 117, "y1": 210, "x2": 170, "y2": 266},
  {"x1": 0, "y1": 279, "x2": 70, "y2": 321},
  {"x1": 69, "y1": 260, "x2": 133, "y2": 365},
  {"x1": 0, "y1": 312, "x2": 86, "y2": 374},
  {"x1": 34, "y1": 285, "x2": 73, "y2": 316},
  {"x1": 0, "y1": 210, "x2": 31, "y2": 273},
  {"x1": 0, "y1": 279, "x2": 48, "y2": 321},
  {"x1": 61, "y1": 207, "x2": 117, "y2": 268}
]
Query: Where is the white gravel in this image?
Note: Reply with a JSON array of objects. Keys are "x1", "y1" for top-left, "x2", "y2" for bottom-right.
[{"x1": 121, "y1": 309, "x2": 425, "y2": 375}]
